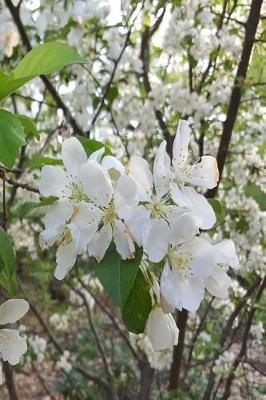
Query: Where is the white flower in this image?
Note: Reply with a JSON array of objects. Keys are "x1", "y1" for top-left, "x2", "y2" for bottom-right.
[
  {"x1": 79, "y1": 159, "x2": 138, "y2": 261},
  {"x1": 146, "y1": 307, "x2": 179, "y2": 351},
  {"x1": 160, "y1": 221, "x2": 215, "y2": 312},
  {"x1": 205, "y1": 240, "x2": 240, "y2": 299},
  {"x1": 0, "y1": 299, "x2": 29, "y2": 383},
  {"x1": 127, "y1": 152, "x2": 188, "y2": 260},
  {"x1": 157, "y1": 120, "x2": 219, "y2": 229}
]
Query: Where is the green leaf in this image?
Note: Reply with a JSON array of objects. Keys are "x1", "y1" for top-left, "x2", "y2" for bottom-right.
[
  {"x1": 27, "y1": 154, "x2": 63, "y2": 169},
  {"x1": 0, "y1": 227, "x2": 17, "y2": 295},
  {"x1": 93, "y1": 243, "x2": 143, "y2": 307},
  {"x1": 208, "y1": 198, "x2": 222, "y2": 215},
  {"x1": 122, "y1": 269, "x2": 152, "y2": 334},
  {"x1": 107, "y1": 86, "x2": 119, "y2": 105},
  {"x1": 244, "y1": 183, "x2": 266, "y2": 211},
  {"x1": 17, "y1": 115, "x2": 40, "y2": 141},
  {"x1": 0, "y1": 109, "x2": 25, "y2": 167},
  {"x1": 18, "y1": 196, "x2": 58, "y2": 220},
  {"x1": 0, "y1": 42, "x2": 86, "y2": 101},
  {"x1": 78, "y1": 137, "x2": 112, "y2": 157}
]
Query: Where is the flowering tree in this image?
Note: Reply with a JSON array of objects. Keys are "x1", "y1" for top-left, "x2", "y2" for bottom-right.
[{"x1": 0, "y1": 0, "x2": 265, "y2": 399}]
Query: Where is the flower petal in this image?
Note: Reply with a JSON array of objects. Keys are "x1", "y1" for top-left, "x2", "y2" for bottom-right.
[
  {"x1": 189, "y1": 156, "x2": 219, "y2": 189},
  {"x1": 0, "y1": 299, "x2": 29, "y2": 325},
  {"x1": 146, "y1": 307, "x2": 179, "y2": 351},
  {"x1": 43, "y1": 199, "x2": 73, "y2": 229},
  {"x1": 102, "y1": 155, "x2": 124, "y2": 177},
  {"x1": 128, "y1": 156, "x2": 153, "y2": 202},
  {"x1": 205, "y1": 265, "x2": 231, "y2": 299},
  {"x1": 126, "y1": 206, "x2": 150, "y2": 245},
  {"x1": 182, "y1": 187, "x2": 216, "y2": 230},
  {"x1": 114, "y1": 175, "x2": 138, "y2": 220},
  {"x1": 39, "y1": 165, "x2": 68, "y2": 197},
  {"x1": 214, "y1": 240, "x2": 239, "y2": 269},
  {"x1": 178, "y1": 275, "x2": 205, "y2": 312},
  {"x1": 39, "y1": 225, "x2": 64, "y2": 248},
  {"x1": 169, "y1": 212, "x2": 199, "y2": 246},
  {"x1": 113, "y1": 220, "x2": 135, "y2": 259},
  {"x1": 172, "y1": 120, "x2": 190, "y2": 170},
  {"x1": 153, "y1": 141, "x2": 172, "y2": 199},
  {"x1": 0, "y1": 329, "x2": 27, "y2": 365},
  {"x1": 181, "y1": 237, "x2": 214, "y2": 278},
  {"x1": 143, "y1": 219, "x2": 169, "y2": 262},
  {"x1": 55, "y1": 241, "x2": 78, "y2": 280},
  {"x1": 62, "y1": 137, "x2": 87, "y2": 176},
  {"x1": 80, "y1": 160, "x2": 113, "y2": 207},
  {"x1": 88, "y1": 223, "x2": 112, "y2": 262}
]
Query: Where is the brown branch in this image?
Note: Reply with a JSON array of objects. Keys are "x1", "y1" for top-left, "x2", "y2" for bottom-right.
[
  {"x1": 6, "y1": 177, "x2": 39, "y2": 194},
  {"x1": 220, "y1": 276, "x2": 266, "y2": 400},
  {"x1": 168, "y1": 309, "x2": 188, "y2": 390},
  {"x1": 207, "y1": 0, "x2": 263, "y2": 198},
  {"x1": 4, "y1": 0, "x2": 84, "y2": 137}
]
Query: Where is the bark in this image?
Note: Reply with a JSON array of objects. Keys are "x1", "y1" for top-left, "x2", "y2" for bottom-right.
[{"x1": 207, "y1": 0, "x2": 263, "y2": 198}]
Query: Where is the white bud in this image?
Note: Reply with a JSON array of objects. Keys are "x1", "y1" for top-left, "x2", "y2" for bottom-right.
[{"x1": 146, "y1": 307, "x2": 179, "y2": 351}]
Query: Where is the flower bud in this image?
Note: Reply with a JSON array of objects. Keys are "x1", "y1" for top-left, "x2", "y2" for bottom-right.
[{"x1": 146, "y1": 307, "x2": 179, "y2": 351}]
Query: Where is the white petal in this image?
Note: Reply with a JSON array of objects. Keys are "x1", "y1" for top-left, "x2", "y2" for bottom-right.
[
  {"x1": 143, "y1": 219, "x2": 169, "y2": 262},
  {"x1": 128, "y1": 156, "x2": 153, "y2": 202},
  {"x1": 113, "y1": 220, "x2": 135, "y2": 259},
  {"x1": 178, "y1": 275, "x2": 205, "y2": 312},
  {"x1": 205, "y1": 265, "x2": 231, "y2": 299},
  {"x1": 172, "y1": 120, "x2": 190, "y2": 169},
  {"x1": 54, "y1": 224, "x2": 79, "y2": 280},
  {"x1": 189, "y1": 156, "x2": 219, "y2": 189},
  {"x1": 181, "y1": 237, "x2": 214, "y2": 278},
  {"x1": 153, "y1": 141, "x2": 172, "y2": 199},
  {"x1": 39, "y1": 165, "x2": 68, "y2": 197},
  {"x1": 146, "y1": 307, "x2": 179, "y2": 351},
  {"x1": 88, "y1": 147, "x2": 105, "y2": 162},
  {"x1": 169, "y1": 212, "x2": 199, "y2": 246},
  {"x1": 88, "y1": 223, "x2": 112, "y2": 262},
  {"x1": 80, "y1": 160, "x2": 113, "y2": 207},
  {"x1": 102, "y1": 155, "x2": 124, "y2": 176},
  {"x1": 62, "y1": 137, "x2": 87, "y2": 177},
  {"x1": 72, "y1": 202, "x2": 103, "y2": 231},
  {"x1": 39, "y1": 225, "x2": 64, "y2": 248},
  {"x1": 0, "y1": 299, "x2": 29, "y2": 325},
  {"x1": 43, "y1": 199, "x2": 73, "y2": 229},
  {"x1": 214, "y1": 240, "x2": 240, "y2": 269},
  {"x1": 182, "y1": 187, "x2": 216, "y2": 230},
  {"x1": 114, "y1": 175, "x2": 138, "y2": 220},
  {"x1": 170, "y1": 182, "x2": 192, "y2": 208},
  {"x1": 126, "y1": 206, "x2": 150, "y2": 245},
  {"x1": 0, "y1": 329, "x2": 27, "y2": 365},
  {"x1": 160, "y1": 261, "x2": 182, "y2": 310}
]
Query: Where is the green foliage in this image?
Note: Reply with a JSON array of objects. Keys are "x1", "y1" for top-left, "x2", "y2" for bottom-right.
[
  {"x1": 0, "y1": 42, "x2": 86, "y2": 101},
  {"x1": 18, "y1": 196, "x2": 58, "y2": 220},
  {"x1": 0, "y1": 109, "x2": 25, "y2": 167},
  {"x1": 208, "y1": 198, "x2": 222, "y2": 215},
  {"x1": 78, "y1": 136, "x2": 112, "y2": 157},
  {"x1": 0, "y1": 227, "x2": 17, "y2": 295},
  {"x1": 27, "y1": 154, "x2": 63, "y2": 169},
  {"x1": 122, "y1": 269, "x2": 152, "y2": 334},
  {"x1": 93, "y1": 243, "x2": 143, "y2": 307},
  {"x1": 16, "y1": 115, "x2": 40, "y2": 141},
  {"x1": 244, "y1": 183, "x2": 266, "y2": 211}
]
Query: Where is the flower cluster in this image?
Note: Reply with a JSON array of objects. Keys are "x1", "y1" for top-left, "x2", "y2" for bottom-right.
[
  {"x1": 39, "y1": 120, "x2": 239, "y2": 351},
  {"x1": 0, "y1": 299, "x2": 29, "y2": 383}
]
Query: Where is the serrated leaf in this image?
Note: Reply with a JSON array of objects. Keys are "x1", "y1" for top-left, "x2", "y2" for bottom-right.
[
  {"x1": 122, "y1": 269, "x2": 152, "y2": 334},
  {"x1": 78, "y1": 137, "x2": 112, "y2": 157},
  {"x1": 27, "y1": 154, "x2": 63, "y2": 169},
  {"x1": 93, "y1": 243, "x2": 143, "y2": 307},
  {"x1": 0, "y1": 227, "x2": 17, "y2": 295},
  {"x1": 18, "y1": 196, "x2": 58, "y2": 220},
  {"x1": 17, "y1": 115, "x2": 40, "y2": 141},
  {"x1": 0, "y1": 42, "x2": 86, "y2": 101},
  {"x1": 0, "y1": 109, "x2": 25, "y2": 167}
]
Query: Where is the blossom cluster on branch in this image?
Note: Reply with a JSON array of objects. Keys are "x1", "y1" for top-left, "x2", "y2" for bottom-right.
[{"x1": 38, "y1": 120, "x2": 239, "y2": 351}]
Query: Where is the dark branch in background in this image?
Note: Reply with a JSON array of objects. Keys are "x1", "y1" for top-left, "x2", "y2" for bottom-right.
[
  {"x1": 139, "y1": 9, "x2": 175, "y2": 158},
  {"x1": 168, "y1": 309, "x2": 188, "y2": 390},
  {"x1": 207, "y1": 0, "x2": 263, "y2": 198},
  {"x1": 220, "y1": 277, "x2": 266, "y2": 400},
  {"x1": 4, "y1": 0, "x2": 84, "y2": 137},
  {"x1": 202, "y1": 276, "x2": 262, "y2": 400},
  {"x1": 6, "y1": 177, "x2": 39, "y2": 194}
]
